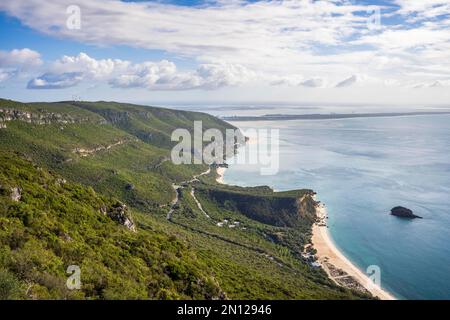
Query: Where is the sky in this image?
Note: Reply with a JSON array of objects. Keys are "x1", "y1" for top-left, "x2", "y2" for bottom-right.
[{"x1": 0, "y1": 0, "x2": 449, "y2": 106}]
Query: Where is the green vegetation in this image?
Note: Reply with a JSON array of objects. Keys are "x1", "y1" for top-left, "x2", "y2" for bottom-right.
[
  {"x1": 0, "y1": 152, "x2": 223, "y2": 299},
  {"x1": 0, "y1": 98, "x2": 368, "y2": 300}
]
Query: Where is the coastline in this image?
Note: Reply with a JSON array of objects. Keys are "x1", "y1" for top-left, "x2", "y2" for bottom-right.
[
  {"x1": 311, "y1": 203, "x2": 396, "y2": 300},
  {"x1": 216, "y1": 166, "x2": 227, "y2": 184},
  {"x1": 216, "y1": 167, "x2": 395, "y2": 300}
]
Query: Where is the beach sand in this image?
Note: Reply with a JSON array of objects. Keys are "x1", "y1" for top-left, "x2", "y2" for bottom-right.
[
  {"x1": 312, "y1": 204, "x2": 396, "y2": 300},
  {"x1": 215, "y1": 137, "x2": 394, "y2": 299},
  {"x1": 216, "y1": 167, "x2": 226, "y2": 184}
]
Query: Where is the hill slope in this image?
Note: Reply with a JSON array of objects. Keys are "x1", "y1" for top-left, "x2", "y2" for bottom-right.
[
  {"x1": 0, "y1": 151, "x2": 224, "y2": 299},
  {"x1": 0, "y1": 99, "x2": 367, "y2": 300}
]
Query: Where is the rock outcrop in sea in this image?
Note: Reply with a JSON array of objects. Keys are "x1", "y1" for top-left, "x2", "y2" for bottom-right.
[{"x1": 391, "y1": 206, "x2": 422, "y2": 219}]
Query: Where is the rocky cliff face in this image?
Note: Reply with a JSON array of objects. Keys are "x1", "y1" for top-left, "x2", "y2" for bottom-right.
[
  {"x1": 296, "y1": 192, "x2": 318, "y2": 222},
  {"x1": 201, "y1": 187, "x2": 316, "y2": 228},
  {"x1": 0, "y1": 108, "x2": 106, "y2": 127},
  {"x1": 72, "y1": 107, "x2": 130, "y2": 124}
]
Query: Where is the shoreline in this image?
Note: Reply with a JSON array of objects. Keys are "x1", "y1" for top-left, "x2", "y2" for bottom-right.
[
  {"x1": 215, "y1": 137, "x2": 396, "y2": 300},
  {"x1": 311, "y1": 203, "x2": 396, "y2": 300},
  {"x1": 216, "y1": 166, "x2": 226, "y2": 184}
]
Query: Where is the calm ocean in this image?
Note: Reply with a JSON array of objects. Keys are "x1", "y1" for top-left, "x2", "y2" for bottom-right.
[{"x1": 221, "y1": 114, "x2": 450, "y2": 300}]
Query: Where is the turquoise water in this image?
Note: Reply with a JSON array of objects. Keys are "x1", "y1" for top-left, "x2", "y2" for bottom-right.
[{"x1": 222, "y1": 115, "x2": 450, "y2": 300}]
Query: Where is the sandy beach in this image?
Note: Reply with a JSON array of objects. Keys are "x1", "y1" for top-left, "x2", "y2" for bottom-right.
[
  {"x1": 311, "y1": 204, "x2": 396, "y2": 300},
  {"x1": 216, "y1": 167, "x2": 226, "y2": 184},
  {"x1": 216, "y1": 137, "x2": 395, "y2": 299}
]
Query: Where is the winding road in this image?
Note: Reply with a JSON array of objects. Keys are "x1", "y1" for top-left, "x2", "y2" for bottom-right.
[{"x1": 166, "y1": 167, "x2": 211, "y2": 220}]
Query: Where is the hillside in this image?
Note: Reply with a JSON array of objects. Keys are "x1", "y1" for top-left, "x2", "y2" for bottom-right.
[
  {"x1": 0, "y1": 151, "x2": 225, "y2": 299},
  {"x1": 0, "y1": 98, "x2": 367, "y2": 300}
]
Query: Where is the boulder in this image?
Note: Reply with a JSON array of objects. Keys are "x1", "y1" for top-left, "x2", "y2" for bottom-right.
[
  {"x1": 391, "y1": 206, "x2": 422, "y2": 219},
  {"x1": 10, "y1": 187, "x2": 21, "y2": 202},
  {"x1": 107, "y1": 202, "x2": 137, "y2": 232}
]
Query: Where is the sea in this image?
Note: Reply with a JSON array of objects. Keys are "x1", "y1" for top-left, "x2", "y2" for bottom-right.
[{"x1": 170, "y1": 104, "x2": 450, "y2": 300}]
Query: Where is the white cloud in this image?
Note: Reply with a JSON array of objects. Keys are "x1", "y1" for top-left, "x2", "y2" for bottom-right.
[
  {"x1": 335, "y1": 75, "x2": 358, "y2": 88},
  {"x1": 0, "y1": 1, "x2": 372, "y2": 56},
  {"x1": 111, "y1": 60, "x2": 254, "y2": 91},
  {"x1": 51, "y1": 52, "x2": 130, "y2": 79},
  {"x1": 0, "y1": 48, "x2": 42, "y2": 68},
  {"x1": 394, "y1": 0, "x2": 450, "y2": 20},
  {"x1": 411, "y1": 80, "x2": 450, "y2": 89},
  {"x1": 1, "y1": 1, "x2": 450, "y2": 102},
  {"x1": 195, "y1": 63, "x2": 254, "y2": 89},
  {"x1": 0, "y1": 69, "x2": 17, "y2": 83},
  {"x1": 0, "y1": 48, "x2": 42, "y2": 83},
  {"x1": 0, "y1": 1, "x2": 393, "y2": 83},
  {"x1": 354, "y1": 27, "x2": 450, "y2": 51},
  {"x1": 300, "y1": 78, "x2": 324, "y2": 88},
  {"x1": 269, "y1": 76, "x2": 326, "y2": 88},
  {"x1": 28, "y1": 52, "x2": 254, "y2": 90},
  {"x1": 27, "y1": 72, "x2": 84, "y2": 89}
]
